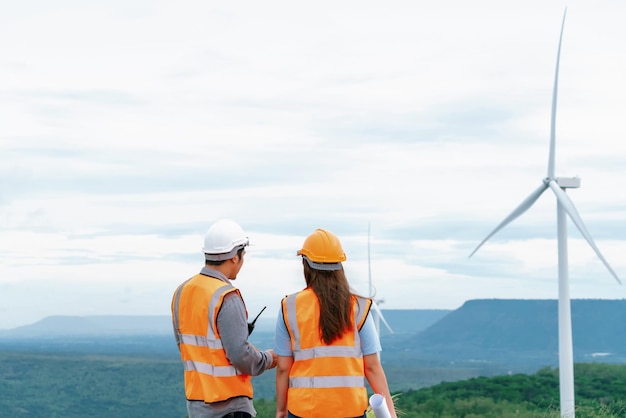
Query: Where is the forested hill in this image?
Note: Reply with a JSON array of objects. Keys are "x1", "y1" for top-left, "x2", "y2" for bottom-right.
[{"x1": 401, "y1": 299, "x2": 626, "y2": 365}]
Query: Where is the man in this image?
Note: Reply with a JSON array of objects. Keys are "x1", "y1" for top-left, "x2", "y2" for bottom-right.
[{"x1": 171, "y1": 219, "x2": 277, "y2": 418}]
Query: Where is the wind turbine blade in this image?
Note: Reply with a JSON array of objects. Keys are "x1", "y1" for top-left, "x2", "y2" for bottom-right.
[
  {"x1": 548, "y1": 8, "x2": 567, "y2": 179},
  {"x1": 371, "y1": 301, "x2": 393, "y2": 334},
  {"x1": 548, "y1": 180, "x2": 622, "y2": 284},
  {"x1": 469, "y1": 182, "x2": 549, "y2": 257}
]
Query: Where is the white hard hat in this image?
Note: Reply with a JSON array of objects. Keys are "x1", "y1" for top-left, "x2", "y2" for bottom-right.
[{"x1": 202, "y1": 219, "x2": 249, "y2": 261}]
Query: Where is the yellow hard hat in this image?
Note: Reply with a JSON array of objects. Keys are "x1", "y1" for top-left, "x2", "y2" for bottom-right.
[{"x1": 297, "y1": 228, "x2": 346, "y2": 271}]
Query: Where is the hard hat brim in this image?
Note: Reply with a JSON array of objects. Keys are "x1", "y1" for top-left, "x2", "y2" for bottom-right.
[
  {"x1": 302, "y1": 255, "x2": 343, "y2": 271},
  {"x1": 204, "y1": 243, "x2": 248, "y2": 261}
]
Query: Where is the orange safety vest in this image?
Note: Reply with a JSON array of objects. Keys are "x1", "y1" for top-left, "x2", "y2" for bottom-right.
[
  {"x1": 171, "y1": 272, "x2": 253, "y2": 403},
  {"x1": 282, "y1": 288, "x2": 372, "y2": 418}
]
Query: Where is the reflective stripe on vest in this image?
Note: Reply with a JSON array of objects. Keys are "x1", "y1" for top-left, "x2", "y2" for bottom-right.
[
  {"x1": 172, "y1": 269, "x2": 252, "y2": 402},
  {"x1": 289, "y1": 375, "x2": 365, "y2": 388},
  {"x1": 178, "y1": 334, "x2": 223, "y2": 349},
  {"x1": 182, "y1": 360, "x2": 243, "y2": 377},
  {"x1": 282, "y1": 289, "x2": 372, "y2": 418}
]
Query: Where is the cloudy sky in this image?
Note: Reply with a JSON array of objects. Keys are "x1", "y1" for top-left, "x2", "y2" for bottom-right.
[{"x1": 2, "y1": 1, "x2": 625, "y2": 329}]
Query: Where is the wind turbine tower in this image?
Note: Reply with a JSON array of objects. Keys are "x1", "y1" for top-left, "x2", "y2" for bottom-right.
[
  {"x1": 368, "y1": 223, "x2": 393, "y2": 337},
  {"x1": 469, "y1": 9, "x2": 621, "y2": 418}
]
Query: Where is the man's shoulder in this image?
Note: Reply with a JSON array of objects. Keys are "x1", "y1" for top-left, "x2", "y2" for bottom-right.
[{"x1": 221, "y1": 289, "x2": 244, "y2": 306}]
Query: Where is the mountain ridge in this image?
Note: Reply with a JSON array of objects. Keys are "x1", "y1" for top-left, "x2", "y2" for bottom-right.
[
  {"x1": 0, "y1": 308, "x2": 451, "y2": 337},
  {"x1": 401, "y1": 298, "x2": 626, "y2": 365},
  {"x1": 3, "y1": 298, "x2": 625, "y2": 368}
]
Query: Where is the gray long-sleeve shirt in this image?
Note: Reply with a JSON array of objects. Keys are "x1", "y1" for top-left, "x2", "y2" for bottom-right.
[{"x1": 218, "y1": 292, "x2": 272, "y2": 376}]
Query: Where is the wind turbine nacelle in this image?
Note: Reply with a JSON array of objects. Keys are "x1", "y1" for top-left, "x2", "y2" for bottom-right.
[{"x1": 556, "y1": 177, "x2": 580, "y2": 189}]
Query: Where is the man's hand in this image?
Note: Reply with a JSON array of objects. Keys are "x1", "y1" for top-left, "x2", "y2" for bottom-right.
[{"x1": 267, "y1": 349, "x2": 278, "y2": 369}]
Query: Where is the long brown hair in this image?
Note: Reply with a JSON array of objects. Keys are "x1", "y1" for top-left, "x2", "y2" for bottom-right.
[{"x1": 303, "y1": 260, "x2": 354, "y2": 344}]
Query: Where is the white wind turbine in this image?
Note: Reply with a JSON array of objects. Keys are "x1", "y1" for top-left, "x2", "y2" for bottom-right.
[
  {"x1": 367, "y1": 223, "x2": 393, "y2": 337},
  {"x1": 469, "y1": 9, "x2": 621, "y2": 418}
]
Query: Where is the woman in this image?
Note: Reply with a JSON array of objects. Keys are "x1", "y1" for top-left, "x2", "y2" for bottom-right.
[{"x1": 274, "y1": 228, "x2": 397, "y2": 418}]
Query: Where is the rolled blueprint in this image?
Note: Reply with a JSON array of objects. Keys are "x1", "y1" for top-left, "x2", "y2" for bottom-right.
[{"x1": 369, "y1": 393, "x2": 391, "y2": 418}]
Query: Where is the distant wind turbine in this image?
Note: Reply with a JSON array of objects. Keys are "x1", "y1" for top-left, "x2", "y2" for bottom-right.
[
  {"x1": 367, "y1": 223, "x2": 393, "y2": 337},
  {"x1": 469, "y1": 9, "x2": 621, "y2": 418}
]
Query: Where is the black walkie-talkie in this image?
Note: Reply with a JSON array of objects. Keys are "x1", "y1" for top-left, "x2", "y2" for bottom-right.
[{"x1": 248, "y1": 306, "x2": 267, "y2": 335}]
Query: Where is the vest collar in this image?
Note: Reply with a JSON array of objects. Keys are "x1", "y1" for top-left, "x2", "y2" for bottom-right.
[{"x1": 200, "y1": 266, "x2": 230, "y2": 283}]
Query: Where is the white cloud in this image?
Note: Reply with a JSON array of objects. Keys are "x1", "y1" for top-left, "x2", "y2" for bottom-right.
[{"x1": 1, "y1": 0, "x2": 626, "y2": 328}]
